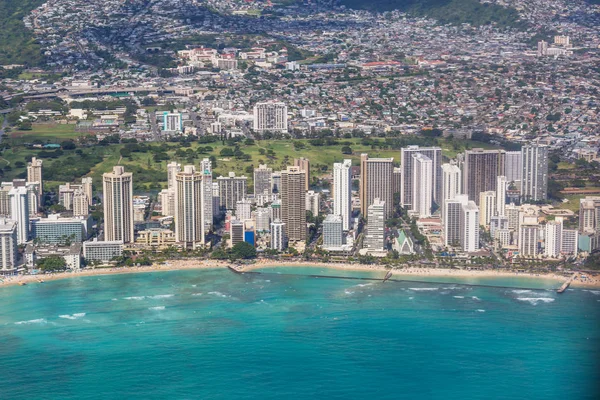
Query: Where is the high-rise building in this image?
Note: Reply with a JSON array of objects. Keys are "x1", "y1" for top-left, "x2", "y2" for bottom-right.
[
  {"x1": 271, "y1": 172, "x2": 282, "y2": 194},
  {"x1": 102, "y1": 166, "x2": 134, "y2": 243},
  {"x1": 254, "y1": 164, "x2": 273, "y2": 196},
  {"x1": 175, "y1": 165, "x2": 204, "y2": 248},
  {"x1": 9, "y1": 187, "x2": 29, "y2": 245},
  {"x1": 504, "y1": 151, "x2": 522, "y2": 186},
  {"x1": 0, "y1": 184, "x2": 12, "y2": 217},
  {"x1": 323, "y1": 214, "x2": 344, "y2": 249},
  {"x1": 519, "y1": 223, "x2": 540, "y2": 257},
  {"x1": 270, "y1": 219, "x2": 286, "y2": 251},
  {"x1": 578, "y1": 197, "x2": 600, "y2": 233},
  {"x1": 521, "y1": 144, "x2": 548, "y2": 202},
  {"x1": 59, "y1": 182, "x2": 76, "y2": 210},
  {"x1": 253, "y1": 102, "x2": 288, "y2": 133},
  {"x1": 561, "y1": 229, "x2": 578, "y2": 256},
  {"x1": 201, "y1": 166, "x2": 213, "y2": 233},
  {"x1": 460, "y1": 200, "x2": 480, "y2": 253},
  {"x1": 490, "y1": 216, "x2": 509, "y2": 239},
  {"x1": 27, "y1": 157, "x2": 43, "y2": 199},
  {"x1": 360, "y1": 154, "x2": 394, "y2": 218},
  {"x1": 255, "y1": 207, "x2": 271, "y2": 232},
  {"x1": 333, "y1": 159, "x2": 352, "y2": 231},
  {"x1": 217, "y1": 172, "x2": 247, "y2": 210},
  {"x1": 281, "y1": 166, "x2": 306, "y2": 243},
  {"x1": 411, "y1": 153, "x2": 433, "y2": 218},
  {"x1": 479, "y1": 191, "x2": 497, "y2": 228},
  {"x1": 0, "y1": 218, "x2": 18, "y2": 271},
  {"x1": 26, "y1": 182, "x2": 40, "y2": 217},
  {"x1": 81, "y1": 177, "x2": 93, "y2": 205},
  {"x1": 230, "y1": 220, "x2": 244, "y2": 248},
  {"x1": 441, "y1": 163, "x2": 461, "y2": 223},
  {"x1": 496, "y1": 176, "x2": 507, "y2": 217},
  {"x1": 167, "y1": 162, "x2": 182, "y2": 190},
  {"x1": 462, "y1": 149, "x2": 505, "y2": 205},
  {"x1": 293, "y1": 158, "x2": 310, "y2": 191},
  {"x1": 306, "y1": 191, "x2": 319, "y2": 216},
  {"x1": 364, "y1": 198, "x2": 385, "y2": 251},
  {"x1": 163, "y1": 112, "x2": 183, "y2": 132},
  {"x1": 73, "y1": 190, "x2": 89, "y2": 217},
  {"x1": 544, "y1": 219, "x2": 563, "y2": 258},
  {"x1": 159, "y1": 189, "x2": 175, "y2": 216},
  {"x1": 400, "y1": 146, "x2": 442, "y2": 208},
  {"x1": 236, "y1": 198, "x2": 252, "y2": 221},
  {"x1": 270, "y1": 200, "x2": 282, "y2": 222},
  {"x1": 393, "y1": 167, "x2": 402, "y2": 197},
  {"x1": 444, "y1": 195, "x2": 469, "y2": 248}
]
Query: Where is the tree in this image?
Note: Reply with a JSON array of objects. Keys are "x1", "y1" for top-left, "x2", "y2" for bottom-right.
[
  {"x1": 61, "y1": 141, "x2": 76, "y2": 150},
  {"x1": 231, "y1": 242, "x2": 257, "y2": 260},
  {"x1": 38, "y1": 256, "x2": 67, "y2": 272},
  {"x1": 341, "y1": 145, "x2": 353, "y2": 154}
]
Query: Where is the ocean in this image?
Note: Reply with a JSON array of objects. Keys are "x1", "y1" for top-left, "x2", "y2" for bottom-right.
[{"x1": 0, "y1": 267, "x2": 599, "y2": 399}]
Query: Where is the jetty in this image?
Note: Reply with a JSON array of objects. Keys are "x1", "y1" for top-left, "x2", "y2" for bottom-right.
[
  {"x1": 557, "y1": 273, "x2": 578, "y2": 294},
  {"x1": 227, "y1": 265, "x2": 244, "y2": 274},
  {"x1": 382, "y1": 270, "x2": 393, "y2": 283}
]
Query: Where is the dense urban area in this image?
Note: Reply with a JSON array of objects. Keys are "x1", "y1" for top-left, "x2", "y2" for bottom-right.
[{"x1": 0, "y1": 0, "x2": 599, "y2": 276}]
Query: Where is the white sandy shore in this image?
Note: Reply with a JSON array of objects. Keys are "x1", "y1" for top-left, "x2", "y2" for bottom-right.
[{"x1": 1, "y1": 259, "x2": 599, "y2": 288}]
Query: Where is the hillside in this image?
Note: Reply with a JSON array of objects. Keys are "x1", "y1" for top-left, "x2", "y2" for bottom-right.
[
  {"x1": 340, "y1": 0, "x2": 525, "y2": 28},
  {"x1": 0, "y1": 0, "x2": 46, "y2": 66}
]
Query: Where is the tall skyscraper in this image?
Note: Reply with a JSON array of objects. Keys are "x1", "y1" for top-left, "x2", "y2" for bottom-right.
[
  {"x1": 27, "y1": 157, "x2": 43, "y2": 205},
  {"x1": 460, "y1": 200, "x2": 480, "y2": 253},
  {"x1": 102, "y1": 166, "x2": 134, "y2": 243},
  {"x1": 217, "y1": 172, "x2": 247, "y2": 210},
  {"x1": 479, "y1": 191, "x2": 497, "y2": 228},
  {"x1": 411, "y1": 153, "x2": 433, "y2": 218},
  {"x1": 441, "y1": 163, "x2": 461, "y2": 223},
  {"x1": 496, "y1": 175, "x2": 507, "y2": 217},
  {"x1": 167, "y1": 162, "x2": 182, "y2": 190},
  {"x1": 444, "y1": 195, "x2": 468, "y2": 248},
  {"x1": 253, "y1": 102, "x2": 288, "y2": 133},
  {"x1": 281, "y1": 166, "x2": 306, "y2": 243},
  {"x1": 400, "y1": 146, "x2": 442, "y2": 208},
  {"x1": 333, "y1": 159, "x2": 352, "y2": 231},
  {"x1": 462, "y1": 149, "x2": 505, "y2": 205},
  {"x1": 360, "y1": 154, "x2": 394, "y2": 218},
  {"x1": 73, "y1": 190, "x2": 89, "y2": 217},
  {"x1": 0, "y1": 218, "x2": 18, "y2": 271},
  {"x1": 578, "y1": 197, "x2": 600, "y2": 233},
  {"x1": 519, "y1": 223, "x2": 540, "y2": 257},
  {"x1": 236, "y1": 198, "x2": 252, "y2": 221},
  {"x1": 306, "y1": 191, "x2": 319, "y2": 216},
  {"x1": 254, "y1": 164, "x2": 273, "y2": 196},
  {"x1": 293, "y1": 158, "x2": 310, "y2": 191},
  {"x1": 504, "y1": 151, "x2": 522, "y2": 185},
  {"x1": 81, "y1": 177, "x2": 93, "y2": 205},
  {"x1": 521, "y1": 144, "x2": 548, "y2": 202},
  {"x1": 270, "y1": 219, "x2": 286, "y2": 251},
  {"x1": 323, "y1": 214, "x2": 344, "y2": 249},
  {"x1": 364, "y1": 198, "x2": 385, "y2": 251},
  {"x1": 200, "y1": 158, "x2": 213, "y2": 233},
  {"x1": 545, "y1": 219, "x2": 563, "y2": 258},
  {"x1": 175, "y1": 166, "x2": 204, "y2": 248},
  {"x1": 9, "y1": 187, "x2": 29, "y2": 245}
]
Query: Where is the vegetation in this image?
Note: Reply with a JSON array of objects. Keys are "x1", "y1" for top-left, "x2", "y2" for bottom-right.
[
  {"x1": 339, "y1": 0, "x2": 525, "y2": 29},
  {"x1": 37, "y1": 256, "x2": 67, "y2": 272},
  {"x1": 0, "y1": 0, "x2": 47, "y2": 66}
]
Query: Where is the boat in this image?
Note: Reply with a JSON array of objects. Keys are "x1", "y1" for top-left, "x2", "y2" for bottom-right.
[{"x1": 382, "y1": 270, "x2": 393, "y2": 283}]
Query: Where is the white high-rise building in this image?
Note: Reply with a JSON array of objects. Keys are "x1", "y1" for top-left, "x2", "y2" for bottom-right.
[
  {"x1": 253, "y1": 102, "x2": 288, "y2": 133},
  {"x1": 411, "y1": 153, "x2": 433, "y2": 218},
  {"x1": 364, "y1": 198, "x2": 385, "y2": 251},
  {"x1": 81, "y1": 177, "x2": 93, "y2": 205},
  {"x1": 254, "y1": 164, "x2": 273, "y2": 196},
  {"x1": 444, "y1": 194, "x2": 469, "y2": 248},
  {"x1": 0, "y1": 218, "x2": 18, "y2": 271},
  {"x1": 441, "y1": 163, "x2": 461, "y2": 223},
  {"x1": 167, "y1": 162, "x2": 182, "y2": 190},
  {"x1": 544, "y1": 219, "x2": 563, "y2": 258},
  {"x1": 175, "y1": 165, "x2": 204, "y2": 248},
  {"x1": 9, "y1": 187, "x2": 29, "y2": 245},
  {"x1": 460, "y1": 200, "x2": 480, "y2": 253},
  {"x1": 236, "y1": 199, "x2": 252, "y2": 221},
  {"x1": 163, "y1": 112, "x2": 183, "y2": 132},
  {"x1": 333, "y1": 159, "x2": 352, "y2": 231},
  {"x1": 400, "y1": 146, "x2": 442, "y2": 208},
  {"x1": 323, "y1": 214, "x2": 344, "y2": 249},
  {"x1": 255, "y1": 207, "x2": 271, "y2": 232},
  {"x1": 504, "y1": 151, "x2": 522, "y2": 187},
  {"x1": 217, "y1": 172, "x2": 247, "y2": 211},
  {"x1": 521, "y1": 145, "x2": 548, "y2": 202},
  {"x1": 102, "y1": 166, "x2": 134, "y2": 243},
  {"x1": 159, "y1": 189, "x2": 175, "y2": 216},
  {"x1": 306, "y1": 191, "x2": 320, "y2": 216},
  {"x1": 496, "y1": 176, "x2": 507, "y2": 217},
  {"x1": 26, "y1": 182, "x2": 40, "y2": 217},
  {"x1": 479, "y1": 191, "x2": 497, "y2": 228},
  {"x1": 201, "y1": 165, "x2": 213, "y2": 233},
  {"x1": 73, "y1": 190, "x2": 89, "y2": 217},
  {"x1": 270, "y1": 219, "x2": 286, "y2": 251},
  {"x1": 561, "y1": 229, "x2": 578, "y2": 256},
  {"x1": 519, "y1": 223, "x2": 540, "y2": 257},
  {"x1": 27, "y1": 157, "x2": 43, "y2": 202}
]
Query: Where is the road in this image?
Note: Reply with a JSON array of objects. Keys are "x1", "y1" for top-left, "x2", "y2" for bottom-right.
[{"x1": 149, "y1": 111, "x2": 161, "y2": 141}]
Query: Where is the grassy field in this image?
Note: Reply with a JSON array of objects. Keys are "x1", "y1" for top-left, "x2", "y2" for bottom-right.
[{"x1": 10, "y1": 123, "x2": 82, "y2": 142}]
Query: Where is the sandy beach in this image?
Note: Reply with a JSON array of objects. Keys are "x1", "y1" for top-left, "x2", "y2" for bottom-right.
[{"x1": 1, "y1": 259, "x2": 599, "y2": 289}]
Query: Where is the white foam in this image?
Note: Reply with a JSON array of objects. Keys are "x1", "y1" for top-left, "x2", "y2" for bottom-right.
[
  {"x1": 409, "y1": 288, "x2": 439, "y2": 291},
  {"x1": 453, "y1": 296, "x2": 465, "y2": 299},
  {"x1": 148, "y1": 306, "x2": 165, "y2": 311},
  {"x1": 208, "y1": 291, "x2": 228, "y2": 298},
  {"x1": 512, "y1": 290, "x2": 532, "y2": 294},
  {"x1": 15, "y1": 318, "x2": 47, "y2": 325},
  {"x1": 344, "y1": 289, "x2": 354, "y2": 295},
  {"x1": 476, "y1": 309, "x2": 485, "y2": 313},
  {"x1": 472, "y1": 296, "x2": 481, "y2": 301},
  {"x1": 111, "y1": 298, "x2": 118, "y2": 301},
  {"x1": 408, "y1": 297, "x2": 414, "y2": 300},
  {"x1": 148, "y1": 294, "x2": 174, "y2": 299},
  {"x1": 124, "y1": 296, "x2": 145, "y2": 300},
  {"x1": 584, "y1": 290, "x2": 600, "y2": 295},
  {"x1": 516, "y1": 297, "x2": 555, "y2": 305},
  {"x1": 59, "y1": 313, "x2": 86, "y2": 320},
  {"x1": 191, "y1": 293, "x2": 203, "y2": 296},
  {"x1": 355, "y1": 283, "x2": 374, "y2": 288}
]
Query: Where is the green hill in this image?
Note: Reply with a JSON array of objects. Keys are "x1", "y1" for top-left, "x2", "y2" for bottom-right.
[
  {"x1": 0, "y1": 0, "x2": 47, "y2": 66},
  {"x1": 340, "y1": 0, "x2": 525, "y2": 28}
]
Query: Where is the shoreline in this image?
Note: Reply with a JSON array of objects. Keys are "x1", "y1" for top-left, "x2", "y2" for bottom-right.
[{"x1": 1, "y1": 259, "x2": 599, "y2": 289}]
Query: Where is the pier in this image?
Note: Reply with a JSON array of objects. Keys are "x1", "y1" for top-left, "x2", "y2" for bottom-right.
[{"x1": 557, "y1": 273, "x2": 578, "y2": 294}]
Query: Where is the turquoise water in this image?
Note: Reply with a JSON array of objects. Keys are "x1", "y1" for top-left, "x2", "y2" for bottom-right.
[{"x1": 0, "y1": 268, "x2": 599, "y2": 399}]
